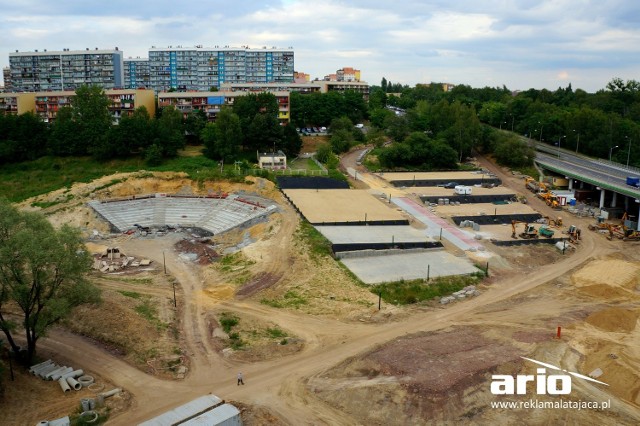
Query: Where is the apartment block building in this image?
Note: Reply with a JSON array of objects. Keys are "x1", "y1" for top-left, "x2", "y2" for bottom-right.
[
  {"x1": 36, "y1": 89, "x2": 154, "y2": 123},
  {"x1": 0, "y1": 93, "x2": 35, "y2": 115},
  {"x1": 158, "y1": 90, "x2": 290, "y2": 124},
  {"x1": 124, "y1": 58, "x2": 151, "y2": 89},
  {"x1": 324, "y1": 67, "x2": 361, "y2": 82},
  {"x1": 222, "y1": 80, "x2": 370, "y2": 100},
  {"x1": 148, "y1": 46, "x2": 294, "y2": 92},
  {"x1": 8, "y1": 48, "x2": 124, "y2": 92},
  {"x1": 2, "y1": 67, "x2": 11, "y2": 92}
]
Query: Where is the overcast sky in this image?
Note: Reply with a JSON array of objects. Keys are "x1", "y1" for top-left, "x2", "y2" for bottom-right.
[{"x1": 2, "y1": 0, "x2": 639, "y2": 92}]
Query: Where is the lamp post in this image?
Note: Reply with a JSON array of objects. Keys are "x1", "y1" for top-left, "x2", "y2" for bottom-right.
[
  {"x1": 625, "y1": 136, "x2": 632, "y2": 167},
  {"x1": 573, "y1": 129, "x2": 580, "y2": 154},
  {"x1": 609, "y1": 145, "x2": 619, "y2": 162},
  {"x1": 557, "y1": 135, "x2": 565, "y2": 158},
  {"x1": 538, "y1": 122, "x2": 544, "y2": 143}
]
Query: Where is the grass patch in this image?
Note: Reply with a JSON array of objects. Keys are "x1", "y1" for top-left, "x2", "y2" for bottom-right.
[
  {"x1": 134, "y1": 299, "x2": 157, "y2": 321},
  {"x1": 117, "y1": 290, "x2": 143, "y2": 299},
  {"x1": 218, "y1": 252, "x2": 255, "y2": 272},
  {"x1": 219, "y1": 312, "x2": 239, "y2": 333},
  {"x1": 295, "y1": 221, "x2": 332, "y2": 259},
  {"x1": 260, "y1": 290, "x2": 308, "y2": 309},
  {"x1": 218, "y1": 312, "x2": 245, "y2": 349},
  {"x1": 101, "y1": 276, "x2": 154, "y2": 285},
  {"x1": 266, "y1": 327, "x2": 288, "y2": 339},
  {"x1": 371, "y1": 273, "x2": 483, "y2": 305}
]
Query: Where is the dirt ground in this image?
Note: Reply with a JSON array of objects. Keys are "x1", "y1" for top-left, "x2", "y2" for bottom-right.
[{"x1": 2, "y1": 155, "x2": 640, "y2": 425}]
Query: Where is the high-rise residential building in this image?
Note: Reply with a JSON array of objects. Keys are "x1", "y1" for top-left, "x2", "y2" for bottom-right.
[
  {"x1": 8, "y1": 48, "x2": 124, "y2": 92},
  {"x1": 148, "y1": 46, "x2": 294, "y2": 92},
  {"x1": 2, "y1": 67, "x2": 11, "y2": 92},
  {"x1": 124, "y1": 58, "x2": 150, "y2": 89}
]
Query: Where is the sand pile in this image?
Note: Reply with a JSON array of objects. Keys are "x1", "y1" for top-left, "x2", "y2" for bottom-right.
[
  {"x1": 571, "y1": 259, "x2": 640, "y2": 299},
  {"x1": 586, "y1": 307, "x2": 639, "y2": 332}
]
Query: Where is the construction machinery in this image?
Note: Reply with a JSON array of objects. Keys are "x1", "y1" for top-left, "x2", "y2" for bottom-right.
[
  {"x1": 588, "y1": 216, "x2": 608, "y2": 231},
  {"x1": 567, "y1": 225, "x2": 582, "y2": 243},
  {"x1": 539, "y1": 225, "x2": 555, "y2": 238},
  {"x1": 511, "y1": 220, "x2": 539, "y2": 239}
]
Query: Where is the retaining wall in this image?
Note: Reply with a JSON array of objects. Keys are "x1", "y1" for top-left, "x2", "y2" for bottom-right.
[
  {"x1": 420, "y1": 194, "x2": 515, "y2": 204},
  {"x1": 452, "y1": 213, "x2": 542, "y2": 226}
]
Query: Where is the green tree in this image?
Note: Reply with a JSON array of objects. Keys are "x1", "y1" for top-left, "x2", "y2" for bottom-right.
[
  {"x1": 330, "y1": 129, "x2": 354, "y2": 154},
  {"x1": 0, "y1": 199, "x2": 99, "y2": 363},
  {"x1": 493, "y1": 134, "x2": 535, "y2": 168},
  {"x1": 73, "y1": 85, "x2": 114, "y2": 159},
  {"x1": 247, "y1": 113, "x2": 283, "y2": 152},
  {"x1": 281, "y1": 124, "x2": 302, "y2": 157},
  {"x1": 202, "y1": 108, "x2": 243, "y2": 161},
  {"x1": 145, "y1": 144, "x2": 164, "y2": 166},
  {"x1": 49, "y1": 107, "x2": 86, "y2": 156},
  {"x1": 153, "y1": 106, "x2": 185, "y2": 157},
  {"x1": 184, "y1": 109, "x2": 208, "y2": 143}
]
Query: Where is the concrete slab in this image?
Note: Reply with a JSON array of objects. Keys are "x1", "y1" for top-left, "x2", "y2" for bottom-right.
[
  {"x1": 392, "y1": 197, "x2": 484, "y2": 251},
  {"x1": 341, "y1": 250, "x2": 479, "y2": 284},
  {"x1": 316, "y1": 225, "x2": 432, "y2": 244}
]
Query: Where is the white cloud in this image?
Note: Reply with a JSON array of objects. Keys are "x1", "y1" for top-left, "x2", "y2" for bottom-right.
[{"x1": 1, "y1": 1, "x2": 639, "y2": 91}]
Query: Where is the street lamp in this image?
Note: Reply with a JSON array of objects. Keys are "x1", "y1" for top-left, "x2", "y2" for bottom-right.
[
  {"x1": 538, "y1": 122, "x2": 544, "y2": 143},
  {"x1": 625, "y1": 136, "x2": 632, "y2": 167},
  {"x1": 609, "y1": 145, "x2": 619, "y2": 161},
  {"x1": 573, "y1": 129, "x2": 580, "y2": 154},
  {"x1": 557, "y1": 135, "x2": 566, "y2": 158}
]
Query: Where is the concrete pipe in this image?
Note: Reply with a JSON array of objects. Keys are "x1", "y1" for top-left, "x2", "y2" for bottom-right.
[
  {"x1": 60, "y1": 369, "x2": 83, "y2": 381},
  {"x1": 79, "y1": 411, "x2": 98, "y2": 424},
  {"x1": 78, "y1": 375, "x2": 95, "y2": 387},
  {"x1": 67, "y1": 376, "x2": 82, "y2": 391},
  {"x1": 36, "y1": 422, "x2": 49, "y2": 426},
  {"x1": 32, "y1": 362, "x2": 57, "y2": 375},
  {"x1": 30, "y1": 359, "x2": 53, "y2": 373},
  {"x1": 50, "y1": 367, "x2": 74, "y2": 381},
  {"x1": 81, "y1": 399, "x2": 91, "y2": 412},
  {"x1": 44, "y1": 366, "x2": 68, "y2": 380},
  {"x1": 100, "y1": 388, "x2": 122, "y2": 398},
  {"x1": 58, "y1": 377, "x2": 71, "y2": 393},
  {"x1": 37, "y1": 364, "x2": 60, "y2": 379},
  {"x1": 87, "y1": 383, "x2": 105, "y2": 393}
]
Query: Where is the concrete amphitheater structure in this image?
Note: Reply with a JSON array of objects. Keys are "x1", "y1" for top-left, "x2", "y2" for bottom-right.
[{"x1": 88, "y1": 194, "x2": 277, "y2": 235}]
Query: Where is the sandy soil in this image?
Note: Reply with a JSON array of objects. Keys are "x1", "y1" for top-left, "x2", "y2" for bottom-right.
[
  {"x1": 2, "y1": 157, "x2": 640, "y2": 425},
  {"x1": 283, "y1": 189, "x2": 407, "y2": 223}
]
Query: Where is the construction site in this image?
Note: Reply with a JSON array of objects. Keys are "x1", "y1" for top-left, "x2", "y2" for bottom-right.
[{"x1": 2, "y1": 146, "x2": 640, "y2": 425}]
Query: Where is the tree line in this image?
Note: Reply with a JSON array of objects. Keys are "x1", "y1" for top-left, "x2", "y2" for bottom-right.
[{"x1": 372, "y1": 77, "x2": 640, "y2": 168}]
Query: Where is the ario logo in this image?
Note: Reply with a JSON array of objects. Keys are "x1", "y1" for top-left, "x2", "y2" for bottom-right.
[{"x1": 491, "y1": 357, "x2": 609, "y2": 395}]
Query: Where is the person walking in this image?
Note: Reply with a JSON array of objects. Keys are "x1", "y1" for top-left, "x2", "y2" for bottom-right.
[{"x1": 237, "y1": 372, "x2": 244, "y2": 386}]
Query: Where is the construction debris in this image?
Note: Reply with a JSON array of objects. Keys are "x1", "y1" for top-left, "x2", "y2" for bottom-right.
[{"x1": 92, "y1": 247, "x2": 152, "y2": 274}]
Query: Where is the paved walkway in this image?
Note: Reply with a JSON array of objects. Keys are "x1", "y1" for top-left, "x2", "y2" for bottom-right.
[{"x1": 392, "y1": 197, "x2": 485, "y2": 251}]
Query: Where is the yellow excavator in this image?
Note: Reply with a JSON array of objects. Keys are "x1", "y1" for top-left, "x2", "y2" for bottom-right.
[{"x1": 511, "y1": 220, "x2": 539, "y2": 239}]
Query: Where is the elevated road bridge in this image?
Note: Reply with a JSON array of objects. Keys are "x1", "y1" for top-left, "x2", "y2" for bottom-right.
[{"x1": 533, "y1": 143, "x2": 640, "y2": 230}]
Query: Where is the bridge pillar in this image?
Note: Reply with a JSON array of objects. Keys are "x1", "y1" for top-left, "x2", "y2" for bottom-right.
[
  {"x1": 580, "y1": 181, "x2": 585, "y2": 189},
  {"x1": 599, "y1": 188, "x2": 606, "y2": 209},
  {"x1": 568, "y1": 179, "x2": 574, "y2": 190},
  {"x1": 611, "y1": 192, "x2": 617, "y2": 208}
]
